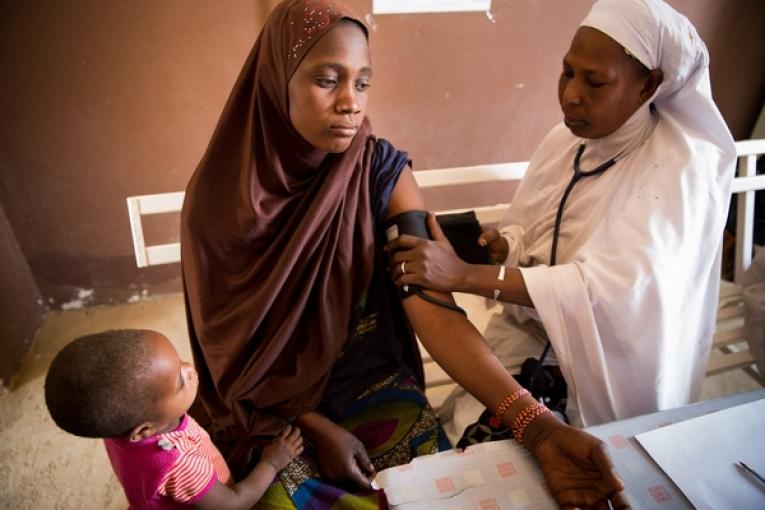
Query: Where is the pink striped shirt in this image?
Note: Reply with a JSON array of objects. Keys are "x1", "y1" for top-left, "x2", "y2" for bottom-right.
[{"x1": 104, "y1": 414, "x2": 231, "y2": 509}]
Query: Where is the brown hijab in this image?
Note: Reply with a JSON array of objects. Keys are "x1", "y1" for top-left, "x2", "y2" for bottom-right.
[{"x1": 181, "y1": 0, "x2": 375, "y2": 454}]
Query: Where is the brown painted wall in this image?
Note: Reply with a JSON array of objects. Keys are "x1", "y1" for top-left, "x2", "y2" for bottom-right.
[
  {"x1": 1, "y1": 1, "x2": 764, "y2": 376},
  {"x1": 0, "y1": 1, "x2": 266, "y2": 308},
  {"x1": 0, "y1": 202, "x2": 46, "y2": 386},
  {"x1": 365, "y1": 0, "x2": 765, "y2": 209}
]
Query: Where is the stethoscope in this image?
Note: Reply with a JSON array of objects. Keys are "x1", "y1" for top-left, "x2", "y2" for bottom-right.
[{"x1": 527, "y1": 143, "x2": 617, "y2": 401}]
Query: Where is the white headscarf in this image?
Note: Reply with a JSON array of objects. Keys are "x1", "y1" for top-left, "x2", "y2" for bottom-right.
[
  {"x1": 498, "y1": 0, "x2": 736, "y2": 426},
  {"x1": 580, "y1": 0, "x2": 734, "y2": 162}
]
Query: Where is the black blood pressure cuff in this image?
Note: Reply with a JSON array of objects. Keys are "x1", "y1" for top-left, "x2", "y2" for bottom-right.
[
  {"x1": 384, "y1": 210, "x2": 430, "y2": 298},
  {"x1": 384, "y1": 210, "x2": 491, "y2": 265},
  {"x1": 384, "y1": 210, "x2": 430, "y2": 244},
  {"x1": 382, "y1": 210, "x2": 469, "y2": 316}
]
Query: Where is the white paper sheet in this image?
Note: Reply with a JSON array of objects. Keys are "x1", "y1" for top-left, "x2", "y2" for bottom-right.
[
  {"x1": 372, "y1": 439, "x2": 556, "y2": 509},
  {"x1": 635, "y1": 399, "x2": 765, "y2": 509},
  {"x1": 373, "y1": 0, "x2": 491, "y2": 14}
]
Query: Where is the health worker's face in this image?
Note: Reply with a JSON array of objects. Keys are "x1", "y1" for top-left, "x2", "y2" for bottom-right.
[
  {"x1": 558, "y1": 27, "x2": 659, "y2": 139},
  {"x1": 288, "y1": 21, "x2": 371, "y2": 153}
]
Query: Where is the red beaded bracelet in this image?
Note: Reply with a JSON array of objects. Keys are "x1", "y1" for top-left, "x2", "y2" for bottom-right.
[
  {"x1": 489, "y1": 388, "x2": 529, "y2": 428},
  {"x1": 511, "y1": 401, "x2": 551, "y2": 443}
]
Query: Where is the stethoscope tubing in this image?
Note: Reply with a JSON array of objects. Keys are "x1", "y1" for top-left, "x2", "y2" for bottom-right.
[{"x1": 529, "y1": 144, "x2": 617, "y2": 398}]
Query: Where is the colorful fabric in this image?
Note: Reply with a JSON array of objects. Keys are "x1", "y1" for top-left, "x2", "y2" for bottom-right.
[
  {"x1": 256, "y1": 372, "x2": 450, "y2": 509},
  {"x1": 456, "y1": 408, "x2": 514, "y2": 450},
  {"x1": 104, "y1": 414, "x2": 231, "y2": 509}
]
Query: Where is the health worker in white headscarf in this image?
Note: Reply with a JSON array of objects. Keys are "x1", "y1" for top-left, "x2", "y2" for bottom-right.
[{"x1": 387, "y1": 0, "x2": 736, "y2": 434}]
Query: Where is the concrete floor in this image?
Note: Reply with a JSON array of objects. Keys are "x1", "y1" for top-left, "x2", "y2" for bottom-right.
[
  {"x1": 0, "y1": 294, "x2": 189, "y2": 510},
  {"x1": 0, "y1": 293, "x2": 761, "y2": 509}
]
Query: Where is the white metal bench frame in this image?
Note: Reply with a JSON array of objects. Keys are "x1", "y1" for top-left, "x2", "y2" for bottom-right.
[
  {"x1": 127, "y1": 140, "x2": 765, "y2": 406},
  {"x1": 127, "y1": 144, "x2": 765, "y2": 277},
  {"x1": 126, "y1": 192, "x2": 185, "y2": 268}
]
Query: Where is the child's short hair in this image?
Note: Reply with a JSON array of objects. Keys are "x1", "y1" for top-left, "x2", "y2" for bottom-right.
[{"x1": 45, "y1": 329, "x2": 163, "y2": 438}]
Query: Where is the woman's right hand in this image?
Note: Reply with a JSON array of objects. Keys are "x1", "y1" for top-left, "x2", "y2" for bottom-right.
[
  {"x1": 313, "y1": 420, "x2": 375, "y2": 488},
  {"x1": 295, "y1": 412, "x2": 375, "y2": 488},
  {"x1": 478, "y1": 227, "x2": 509, "y2": 264}
]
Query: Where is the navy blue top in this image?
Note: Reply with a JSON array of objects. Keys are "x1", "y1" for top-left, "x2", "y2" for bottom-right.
[
  {"x1": 369, "y1": 138, "x2": 412, "y2": 225},
  {"x1": 321, "y1": 139, "x2": 422, "y2": 415}
]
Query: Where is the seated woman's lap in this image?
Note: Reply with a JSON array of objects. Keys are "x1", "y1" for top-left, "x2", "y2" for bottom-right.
[{"x1": 256, "y1": 371, "x2": 449, "y2": 510}]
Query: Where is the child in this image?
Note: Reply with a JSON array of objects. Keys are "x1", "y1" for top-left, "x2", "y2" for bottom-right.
[{"x1": 44, "y1": 329, "x2": 303, "y2": 509}]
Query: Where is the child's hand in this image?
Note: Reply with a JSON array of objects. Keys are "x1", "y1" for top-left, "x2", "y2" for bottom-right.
[{"x1": 261, "y1": 424, "x2": 303, "y2": 472}]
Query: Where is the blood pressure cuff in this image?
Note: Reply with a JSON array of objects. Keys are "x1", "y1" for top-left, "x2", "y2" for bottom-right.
[
  {"x1": 384, "y1": 210, "x2": 430, "y2": 244},
  {"x1": 384, "y1": 210, "x2": 430, "y2": 298},
  {"x1": 384, "y1": 210, "x2": 490, "y2": 264},
  {"x1": 383, "y1": 209, "x2": 490, "y2": 294}
]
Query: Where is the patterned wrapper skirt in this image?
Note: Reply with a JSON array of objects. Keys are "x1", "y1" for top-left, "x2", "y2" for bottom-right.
[{"x1": 255, "y1": 371, "x2": 451, "y2": 509}]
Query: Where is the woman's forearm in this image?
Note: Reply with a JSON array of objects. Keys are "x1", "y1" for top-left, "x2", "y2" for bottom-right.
[
  {"x1": 293, "y1": 411, "x2": 333, "y2": 443},
  {"x1": 402, "y1": 291, "x2": 537, "y2": 427}
]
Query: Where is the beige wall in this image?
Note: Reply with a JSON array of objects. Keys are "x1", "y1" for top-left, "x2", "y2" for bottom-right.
[{"x1": 1, "y1": 0, "x2": 764, "y2": 380}]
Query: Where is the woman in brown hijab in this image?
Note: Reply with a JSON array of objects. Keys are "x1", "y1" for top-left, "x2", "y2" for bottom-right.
[{"x1": 182, "y1": 1, "x2": 628, "y2": 508}]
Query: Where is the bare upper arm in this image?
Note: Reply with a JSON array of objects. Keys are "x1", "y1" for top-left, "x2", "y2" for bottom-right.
[
  {"x1": 383, "y1": 162, "x2": 461, "y2": 306},
  {"x1": 386, "y1": 166, "x2": 427, "y2": 220}
]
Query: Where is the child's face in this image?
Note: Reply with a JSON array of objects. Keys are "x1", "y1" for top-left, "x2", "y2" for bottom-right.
[
  {"x1": 288, "y1": 21, "x2": 371, "y2": 153},
  {"x1": 140, "y1": 333, "x2": 198, "y2": 436}
]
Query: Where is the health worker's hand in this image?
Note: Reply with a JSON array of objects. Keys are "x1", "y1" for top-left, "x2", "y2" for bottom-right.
[
  {"x1": 385, "y1": 213, "x2": 471, "y2": 293},
  {"x1": 526, "y1": 414, "x2": 630, "y2": 510},
  {"x1": 478, "y1": 227, "x2": 509, "y2": 264}
]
